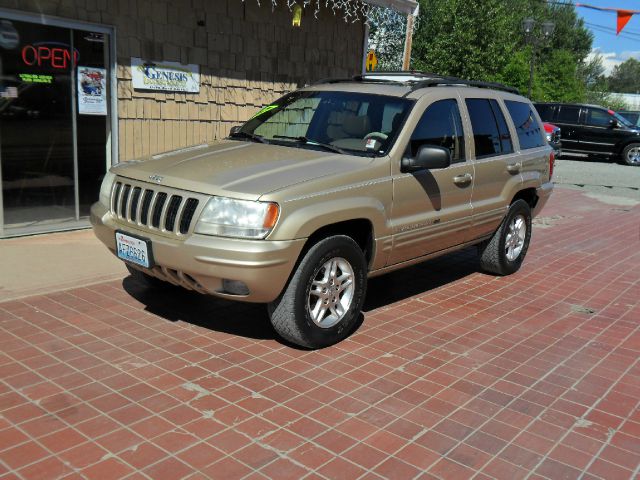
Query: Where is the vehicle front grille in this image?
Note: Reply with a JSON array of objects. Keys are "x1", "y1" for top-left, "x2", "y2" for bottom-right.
[{"x1": 110, "y1": 180, "x2": 202, "y2": 235}]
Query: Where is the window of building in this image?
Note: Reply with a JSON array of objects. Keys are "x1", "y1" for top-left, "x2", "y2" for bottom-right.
[
  {"x1": 409, "y1": 99, "x2": 465, "y2": 163},
  {"x1": 505, "y1": 100, "x2": 545, "y2": 150}
]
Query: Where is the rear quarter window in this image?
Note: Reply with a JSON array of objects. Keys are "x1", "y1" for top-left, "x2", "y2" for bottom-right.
[
  {"x1": 534, "y1": 104, "x2": 555, "y2": 122},
  {"x1": 505, "y1": 100, "x2": 545, "y2": 149}
]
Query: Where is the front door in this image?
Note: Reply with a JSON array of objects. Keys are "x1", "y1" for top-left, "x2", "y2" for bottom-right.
[
  {"x1": 579, "y1": 107, "x2": 622, "y2": 157},
  {"x1": 389, "y1": 97, "x2": 473, "y2": 265}
]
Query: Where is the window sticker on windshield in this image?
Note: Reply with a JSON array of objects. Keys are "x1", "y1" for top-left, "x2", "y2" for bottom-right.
[
  {"x1": 251, "y1": 104, "x2": 278, "y2": 119},
  {"x1": 366, "y1": 138, "x2": 378, "y2": 150}
]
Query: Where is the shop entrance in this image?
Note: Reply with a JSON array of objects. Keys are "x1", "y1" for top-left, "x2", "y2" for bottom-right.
[{"x1": 0, "y1": 13, "x2": 115, "y2": 237}]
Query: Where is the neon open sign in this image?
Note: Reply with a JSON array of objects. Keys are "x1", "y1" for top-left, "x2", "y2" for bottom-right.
[{"x1": 21, "y1": 42, "x2": 80, "y2": 70}]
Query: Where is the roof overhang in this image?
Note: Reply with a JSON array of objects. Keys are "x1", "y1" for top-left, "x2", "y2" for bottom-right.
[{"x1": 364, "y1": 0, "x2": 418, "y2": 16}]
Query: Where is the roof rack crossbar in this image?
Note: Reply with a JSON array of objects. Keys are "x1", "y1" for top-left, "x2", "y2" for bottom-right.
[{"x1": 408, "y1": 78, "x2": 519, "y2": 95}]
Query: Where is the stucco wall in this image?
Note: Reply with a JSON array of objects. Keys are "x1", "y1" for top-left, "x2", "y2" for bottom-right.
[{"x1": 0, "y1": 0, "x2": 365, "y2": 161}]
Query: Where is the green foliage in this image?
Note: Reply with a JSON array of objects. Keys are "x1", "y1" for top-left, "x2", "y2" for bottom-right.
[
  {"x1": 411, "y1": 0, "x2": 518, "y2": 80},
  {"x1": 409, "y1": 0, "x2": 595, "y2": 103},
  {"x1": 608, "y1": 58, "x2": 640, "y2": 94}
]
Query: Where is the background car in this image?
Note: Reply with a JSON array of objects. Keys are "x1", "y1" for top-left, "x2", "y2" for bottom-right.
[
  {"x1": 543, "y1": 122, "x2": 561, "y2": 157},
  {"x1": 534, "y1": 102, "x2": 640, "y2": 166}
]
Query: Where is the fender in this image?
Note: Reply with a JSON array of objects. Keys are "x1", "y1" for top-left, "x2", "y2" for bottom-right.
[{"x1": 273, "y1": 196, "x2": 388, "y2": 241}]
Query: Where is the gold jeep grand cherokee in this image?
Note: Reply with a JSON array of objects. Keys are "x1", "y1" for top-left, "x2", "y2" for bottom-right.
[{"x1": 92, "y1": 72, "x2": 554, "y2": 348}]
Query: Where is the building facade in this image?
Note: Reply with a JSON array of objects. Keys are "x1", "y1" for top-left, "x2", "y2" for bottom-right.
[{"x1": 0, "y1": 0, "x2": 368, "y2": 237}]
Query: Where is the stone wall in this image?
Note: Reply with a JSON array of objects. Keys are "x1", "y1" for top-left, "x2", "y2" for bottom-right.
[{"x1": 1, "y1": 0, "x2": 365, "y2": 161}]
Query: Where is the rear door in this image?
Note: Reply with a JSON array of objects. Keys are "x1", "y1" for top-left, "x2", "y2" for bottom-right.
[
  {"x1": 388, "y1": 94, "x2": 473, "y2": 265},
  {"x1": 460, "y1": 95, "x2": 522, "y2": 240}
]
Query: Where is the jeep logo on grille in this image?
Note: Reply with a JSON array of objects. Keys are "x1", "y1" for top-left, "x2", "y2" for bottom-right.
[{"x1": 149, "y1": 174, "x2": 163, "y2": 183}]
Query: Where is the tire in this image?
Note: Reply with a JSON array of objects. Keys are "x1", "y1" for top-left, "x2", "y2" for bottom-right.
[
  {"x1": 126, "y1": 264, "x2": 172, "y2": 288},
  {"x1": 479, "y1": 199, "x2": 532, "y2": 276},
  {"x1": 622, "y1": 143, "x2": 640, "y2": 166},
  {"x1": 268, "y1": 235, "x2": 367, "y2": 349}
]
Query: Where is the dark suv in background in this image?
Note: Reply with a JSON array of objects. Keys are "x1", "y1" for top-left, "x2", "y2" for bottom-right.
[{"x1": 534, "y1": 102, "x2": 640, "y2": 166}]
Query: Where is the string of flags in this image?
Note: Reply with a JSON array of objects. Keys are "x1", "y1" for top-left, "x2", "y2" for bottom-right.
[{"x1": 575, "y1": 3, "x2": 640, "y2": 35}]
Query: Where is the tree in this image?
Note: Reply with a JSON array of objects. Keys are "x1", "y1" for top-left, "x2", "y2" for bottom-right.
[
  {"x1": 608, "y1": 58, "x2": 640, "y2": 94},
  {"x1": 411, "y1": 0, "x2": 519, "y2": 80}
]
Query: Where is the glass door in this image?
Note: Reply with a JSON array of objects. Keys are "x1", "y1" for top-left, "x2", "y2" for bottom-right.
[
  {"x1": 74, "y1": 29, "x2": 109, "y2": 218},
  {"x1": 0, "y1": 19, "x2": 76, "y2": 230},
  {"x1": 0, "y1": 15, "x2": 111, "y2": 236}
]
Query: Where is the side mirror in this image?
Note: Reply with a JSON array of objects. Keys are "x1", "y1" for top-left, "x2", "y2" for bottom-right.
[
  {"x1": 229, "y1": 125, "x2": 241, "y2": 136},
  {"x1": 609, "y1": 118, "x2": 619, "y2": 129},
  {"x1": 401, "y1": 145, "x2": 451, "y2": 173}
]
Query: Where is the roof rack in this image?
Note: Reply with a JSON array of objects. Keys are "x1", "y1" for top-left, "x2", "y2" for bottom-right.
[{"x1": 313, "y1": 71, "x2": 519, "y2": 95}]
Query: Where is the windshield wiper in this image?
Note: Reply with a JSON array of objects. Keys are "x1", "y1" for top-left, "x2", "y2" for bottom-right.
[
  {"x1": 272, "y1": 135, "x2": 346, "y2": 154},
  {"x1": 229, "y1": 131, "x2": 269, "y2": 144}
]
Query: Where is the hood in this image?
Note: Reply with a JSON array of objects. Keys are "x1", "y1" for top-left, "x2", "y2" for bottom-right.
[{"x1": 112, "y1": 140, "x2": 377, "y2": 200}]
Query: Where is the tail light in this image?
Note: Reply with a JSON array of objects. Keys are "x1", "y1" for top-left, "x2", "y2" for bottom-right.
[{"x1": 549, "y1": 150, "x2": 555, "y2": 180}]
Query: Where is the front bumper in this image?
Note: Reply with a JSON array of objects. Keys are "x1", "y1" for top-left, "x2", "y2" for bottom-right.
[
  {"x1": 90, "y1": 202, "x2": 306, "y2": 303},
  {"x1": 533, "y1": 181, "x2": 553, "y2": 218}
]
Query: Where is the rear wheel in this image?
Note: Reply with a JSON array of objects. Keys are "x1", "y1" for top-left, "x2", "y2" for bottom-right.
[
  {"x1": 268, "y1": 235, "x2": 367, "y2": 349},
  {"x1": 622, "y1": 143, "x2": 640, "y2": 166},
  {"x1": 479, "y1": 199, "x2": 532, "y2": 275}
]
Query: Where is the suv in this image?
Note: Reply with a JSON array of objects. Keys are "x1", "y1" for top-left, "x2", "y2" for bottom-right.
[
  {"x1": 534, "y1": 102, "x2": 640, "y2": 166},
  {"x1": 92, "y1": 73, "x2": 554, "y2": 348}
]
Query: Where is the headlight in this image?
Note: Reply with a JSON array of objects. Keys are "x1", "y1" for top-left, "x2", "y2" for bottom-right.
[
  {"x1": 99, "y1": 171, "x2": 116, "y2": 206},
  {"x1": 195, "y1": 197, "x2": 280, "y2": 239},
  {"x1": 545, "y1": 133, "x2": 552, "y2": 142}
]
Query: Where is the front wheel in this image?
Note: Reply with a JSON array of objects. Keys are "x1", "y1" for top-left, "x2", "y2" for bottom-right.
[
  {"x1": 622, "y1": 143, "x2": 640, "y2": 166},
  {"x1": 268, "y1": 235, "x2": 367, "y2": 349},
  {"x1": 479, "y1": 199, "x2": 532, "y2": 275}
]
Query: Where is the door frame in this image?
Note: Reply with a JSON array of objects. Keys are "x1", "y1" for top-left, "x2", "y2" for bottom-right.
[{"x1": 0, "y1": 7, "x2": 117, "y2": 237}]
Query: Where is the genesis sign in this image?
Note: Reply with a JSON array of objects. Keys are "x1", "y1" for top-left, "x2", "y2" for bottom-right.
[{"x1": 131, "y1": 57, "x2": 199, "y2": 93}]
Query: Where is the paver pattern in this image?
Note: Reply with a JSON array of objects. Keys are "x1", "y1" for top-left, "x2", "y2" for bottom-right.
[{"x1": 1, "y1": 187, "x2": 639, "y2": 480}]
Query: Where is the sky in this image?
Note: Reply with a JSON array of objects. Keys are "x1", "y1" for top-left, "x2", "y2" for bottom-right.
[{"x1": 575, "y1": 0, "x2": 640, "y2": 74}]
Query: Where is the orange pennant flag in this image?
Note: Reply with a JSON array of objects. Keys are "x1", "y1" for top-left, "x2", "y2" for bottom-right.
[{"x1": 617, "y1": 10, "x2": 634, "y2": 35}]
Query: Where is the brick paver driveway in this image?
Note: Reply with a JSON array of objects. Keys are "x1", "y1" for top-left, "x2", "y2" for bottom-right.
[{"x1": 1, "y1": 187, "x2": 639, "y2": 480}]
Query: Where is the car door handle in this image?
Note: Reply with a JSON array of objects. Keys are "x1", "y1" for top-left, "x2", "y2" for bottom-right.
[
  {"x1": 453, "y1": 173, "x2": 473, "y2": 185},
  {"x1": 506, "y1": 162, "x2": 521, "y2": 173}
]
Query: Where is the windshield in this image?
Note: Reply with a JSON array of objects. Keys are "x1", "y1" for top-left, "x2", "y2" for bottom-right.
[
  {"x1": 611, "y1": 110, "x2": 634, "y2": 128},
  {"x1": 236, "y1": 90, "x2": 413, "y2": 156}
]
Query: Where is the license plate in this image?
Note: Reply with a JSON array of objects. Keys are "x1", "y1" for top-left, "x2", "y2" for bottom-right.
[{"x1": 115, "y1": 231, "x2": 153, "y2": 269}]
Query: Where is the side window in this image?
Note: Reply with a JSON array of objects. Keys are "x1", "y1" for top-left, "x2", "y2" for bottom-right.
[
  {"x1": 409, "y1": 99, "x2": 465, "y2": 163},
  {"x1": 556, "y1": 106, "x2": 580, "y2": 124},
  {"x1": 586, "y1": 108, "x2": 612, "y2": 127},
  {"x1": 490, "y1": 100, "x2": 513, "y2": 154},
  {"x1": 465, "y1": 98, "x2": 512, "y2": 158},
  {"x1": 505, "y1": 100, "x2": 545, "y2": 149}
]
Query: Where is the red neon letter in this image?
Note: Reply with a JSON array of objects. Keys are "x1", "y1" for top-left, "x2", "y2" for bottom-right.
[
  {"x1": 37, "y1": 46, "x2": 51, "y2": 67},
  {"x1": 21, "y1": 45, "x2": 37, "y2": 65},
  {"x1": 51, "y1": 48, "x2": 65, "y2": 69}
]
